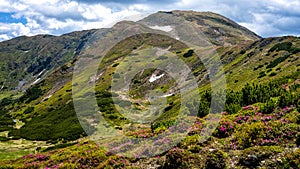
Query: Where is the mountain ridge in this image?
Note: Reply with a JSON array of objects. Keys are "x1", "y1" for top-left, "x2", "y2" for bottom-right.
[
  {"x1": 0, "y1": 10, "x2": 262, "y2": 92},
  {"x1": 0, "y1": 10, "x2": 299, "y2": 168}
]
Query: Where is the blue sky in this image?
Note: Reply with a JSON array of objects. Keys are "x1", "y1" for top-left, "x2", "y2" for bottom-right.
[
  {"x1": 0, "y1": 0, "x2": 299, "y2": 41},
  {"x1": 0, "y1": 12, "x2": 27, "y2": 24}
]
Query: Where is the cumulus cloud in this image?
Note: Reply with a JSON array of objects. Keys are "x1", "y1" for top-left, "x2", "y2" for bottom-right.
[
  {"x1": 0, "y1": 0, "x2": 299, "y2": 41},
  {"x1": 0, "y1": 0, "x2": 148, "y2": 41},
  {"x1": 167, "y1": 0, "x2": 300, "y2": 37}
]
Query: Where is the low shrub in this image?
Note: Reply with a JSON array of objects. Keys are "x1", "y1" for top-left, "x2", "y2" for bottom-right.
[{"x1": 205, "y1": 149, "x2": 228, "y2": 169}]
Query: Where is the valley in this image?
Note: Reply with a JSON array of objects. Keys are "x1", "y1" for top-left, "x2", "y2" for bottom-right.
[{"x1": 0, "y1": 10, "x2": 299, "y2": 168}]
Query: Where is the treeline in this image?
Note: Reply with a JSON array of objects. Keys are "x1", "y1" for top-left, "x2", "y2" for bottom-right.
[
  {"x1": 198, "y1": 72, "x2": 300, "y2": 116},
  {"x1": 152, "y1": 73, "x2": 300, "y2": 131}
]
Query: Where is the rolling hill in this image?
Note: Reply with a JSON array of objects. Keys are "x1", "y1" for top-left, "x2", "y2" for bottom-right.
[{"x1": 0, "y1": 10, "x2": 299, "y2": 168}]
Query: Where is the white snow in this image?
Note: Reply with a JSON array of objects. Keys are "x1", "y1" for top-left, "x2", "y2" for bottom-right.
[
  {"x1": 32, "y1": 78, "x2": 40, "y2": 85},
  {"x1": 37, "y1": 69, "x2": 46, "y2": 77},
  {"x1": 149, "y1": 74, "x2": 165, "y2": 82},
  {"x1": 46, "y1": 95, "x2": 53, "y2": 99},
  {"x1": 161, "y1": 93, "x2": 174, "y2": 97},
  {"x1": 150, "y1": 25, "x2": 172, "y2": 32}
]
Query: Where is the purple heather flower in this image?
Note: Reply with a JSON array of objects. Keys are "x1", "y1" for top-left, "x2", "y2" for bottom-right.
[{"x1": 220, "y1": 125, "x2": 226, "y2": 132}]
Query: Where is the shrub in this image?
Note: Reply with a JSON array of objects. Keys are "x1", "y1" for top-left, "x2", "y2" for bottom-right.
[
  {"x1": 269, "y1": 72, "x2": 277, "y2": 77},
  {"x1": 20, "y1": 86, "x2": 43, "y2": 103},
  {"x1": 61, "y1": 65, "x2": 69, "y2": 71},
  {"x1": 268, "y1": 42, "x2": 292, "y2": 53},
  {"x1": 183, "y1": 49, "x2": 194, "y2": 58},
  {"x1": 283, "y1": 148, "x2": 300, "y2": 168},
  {"x1": 261, "y1": 99, "x2": 277, "y2": 114},
  {"x1": 205, "y1": 150, "x2": 228, "y2": 169},
  {"x1": 156, "y1": 55, "x2": 168, "y2": 60},
  {"x1": 266, "y1": 54, "x2": 290, "y2": 69},
  {"x1": 233, "y1": 121, "x2": 298, "y2": 149},
  {"x1": 0, "y1": 136, "x2": 9, "y2": 141},
  {"x1": 238, "y1": 146, "x2": 284, "y2": 168},
  {"x1": 23, "y1": 107, "x2": 34, "y2": 114},
  {"x1": 253, "y1": 64, "x2": 264, "y2": 70},
  {"x1": 258, "y1": 71, "x2": 266, "y2": 78},
  {"x1": 0, "y1": 97, "x2": 13, "y2": 107},
  {"x1": 240, "y1": 50, "x2": 246, "y2": 54},
  {"x1": 164, "y1": 148, "x2": 190, "y2": 168},
  {"x1": 112, "y1": 63, "x2": 119, "y2": 67},
  {"x1": 8, "y1": 103, "x2": 90, "y2": 141}
]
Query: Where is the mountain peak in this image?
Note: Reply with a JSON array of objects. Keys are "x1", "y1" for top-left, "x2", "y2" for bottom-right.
[{"x1": 140, "y1": 10, "x2": 261, "y2": 46}]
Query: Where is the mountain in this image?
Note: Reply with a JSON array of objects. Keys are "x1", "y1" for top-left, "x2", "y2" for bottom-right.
[
  {"x1": 0, "y1": 10, "x2": 299, "y2": 168},
  {"x1": 0, "y1": 11, "x2": 260, "y2": 92},
  {"x1": 139, "y1": 10, "x2": 260, "y2": 46},
  {"x1": 0, "y1": 29, "x2": 96, "y2": 92}
]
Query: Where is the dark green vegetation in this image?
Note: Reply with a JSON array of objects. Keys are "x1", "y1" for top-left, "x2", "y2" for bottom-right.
[
  {"x1": 0, "y1": 30, "x2": 96, "y2": 91},
  {"x1": 0, "y1": 10, "x2": 299, "y2": 168}
]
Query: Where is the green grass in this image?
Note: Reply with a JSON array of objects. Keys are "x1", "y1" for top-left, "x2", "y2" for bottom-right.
[
  {"x1": 0, "y1": 31, "x2": 300, "y2": 168},
  {"x1": 0, "y1": 149, "x2": 31, "y2": 161},
  {"x1": 0, "y1": 139, "x2": 47, "y2": 161}
]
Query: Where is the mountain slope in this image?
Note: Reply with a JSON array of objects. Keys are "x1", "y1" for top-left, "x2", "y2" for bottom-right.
[
  {"x1": 0, "y1": 29, "x2": 97, "y2": 91},
  {"x1": 0, "y1": 10, "x2": 299, "y2": 168},
  {"x1": 3, "y1": 23, "x2": 299, "y2": 141},
  {"x1": 139, "y1": 10, "x2": 261, "y2": 46}
]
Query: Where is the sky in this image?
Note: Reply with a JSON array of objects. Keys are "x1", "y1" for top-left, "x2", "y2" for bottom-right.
[{"x1": 0, "y1": 0, "x2": 300, "y2": 41}]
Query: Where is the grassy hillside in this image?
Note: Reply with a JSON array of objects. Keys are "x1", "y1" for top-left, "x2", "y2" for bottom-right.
[
  {"x1": 0, "y1": 10, "x2": 299, "y2": 169},
  {"x1": 0, "y1": 29, "x2": 96, "y2": 91},
  {"x1": 139, "y1": 10, "x2": 261, "y2": 46},
  {"x1": 1, "y1": 73, "x2": 299, "y2": 168}
]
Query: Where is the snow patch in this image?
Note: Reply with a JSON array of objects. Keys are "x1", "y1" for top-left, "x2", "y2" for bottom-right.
[
  {"x1": 45, "y1": 95, "x2": 52, "y2": 100},
  {"x1": 149, "y1": 74, "x2": 164, "y2": 82},
  {"x1": 32, "y1": 78, "x2": 40, "y2": 85},
  {"x1": 0, "y1": 79, "x2": 6, "y2": 91},
  {"x1": 37, "y1": 69, "x2": 46, "y2": 77},
  {"x1": 150, "y1": 25, "x2": 172, "y2": 32},
  {"x1": 162, "y1": 93, "x2": 173, "y2": 97}
]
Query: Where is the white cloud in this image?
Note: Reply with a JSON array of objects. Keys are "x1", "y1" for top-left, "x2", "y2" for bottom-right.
[
  {"x1": 0, "y1": 34, "x2": 10, "y2": 41},
  {"x1": 165, "y1": 0, "x2": 300, "y2": 37},
  {"x1": 0, "y1": 22, "x2": 30, "y2": 41},
  {"x1": 0, "y1": 0, "x2": 148, "y2": 41}
]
